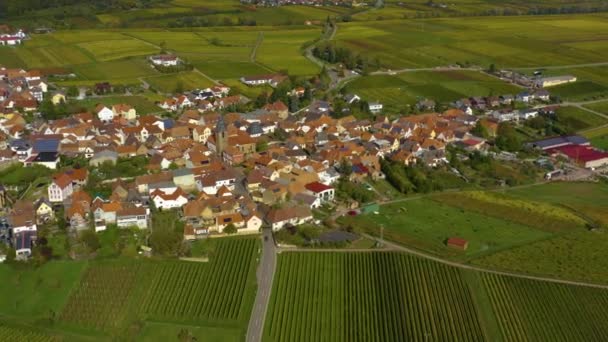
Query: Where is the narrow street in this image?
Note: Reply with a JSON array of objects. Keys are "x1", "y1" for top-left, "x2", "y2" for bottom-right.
[{"x1": 246, "y1": 229, "x2": 276, "y2": 342}]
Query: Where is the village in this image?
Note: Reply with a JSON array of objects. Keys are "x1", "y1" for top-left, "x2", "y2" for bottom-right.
[{"x1": 0, "y1": 23, "x2": 606, "y2": 261}]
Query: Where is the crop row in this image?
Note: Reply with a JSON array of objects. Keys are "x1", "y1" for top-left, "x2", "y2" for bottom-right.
[
  {"x1": 0, "y1": 325, "x2": 56, "y2": 342},
  {"x1": 264, "y1": 252, "x2": 485, "y2": 342},
  {"x1": 141, "y1": 238, "x2": 258, "y2": 321},
  {"x1": 483, "y1": 273, "x2": 608, "y2": 341}
]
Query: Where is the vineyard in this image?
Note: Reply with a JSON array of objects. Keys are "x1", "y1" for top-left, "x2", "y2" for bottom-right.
[
  {"x1": 483, "y1": 273, "x2": 608, "y2": 341},
  {"x1": 0, "y1": 325, "x2": 56, "y2": 342},
  {"x1": 264, "y1": 252, "x2": 608, "y2": 341},
  {"x1": 141, "y1": 238, "x2": 258, "y2": 323},
  {"x1": 59, "y1": 238, "x2": 259, "y2": 331},
  {"x1": 264, "y1": 252, "x2": 485, "y2": 342}
]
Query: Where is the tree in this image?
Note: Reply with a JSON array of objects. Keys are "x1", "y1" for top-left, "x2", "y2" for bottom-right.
[
  {"x1": 67, "y1": 86, "x2": 79, "y2": 97},
  {"x1": 337, "y1": 158, "x2": 352, "y2": 177},
  {"x1": 496, "y1": 122, "x2": 521, "y2": 152},
  {"x1": 5, "y1": 248, "x2": 16, "y2": 263},
  {"x1": 471, "y1": 121, "x2": 489, "y2": 139},
  {"x1": 488, "y1": 63, "x2": 496, "y2": 73},
  {"x1": 256, "y1": 140, "x2": 268, "y2": 152},
  {"x1": 169, "y1": 162, "x2": 179, "y2": 170},
  {"x1": 288, "y1": 95, "x2": 299, "y2": 113},
  {"x1": 223, "y1": 223, "x2": 237, "y2": 234},
  {"x1": 80, "y1": 229, "x2": 100, "y2": 252},
  {"x1": 150, "y1": 224, "x2": 181, "y2": 256}
]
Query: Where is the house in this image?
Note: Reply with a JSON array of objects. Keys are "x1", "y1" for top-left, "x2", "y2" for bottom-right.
[
  {"x1": 151, "y1": 188, "x2": 188, "y2": 209},
  {"x1": 95, "y1": 104, "x2": 114, "y2": 122},
  {"x1": 112, "y1": 104, "x2": 137, "y2": 120},
  {"x1": 94, "y1": 201, "x2": 122, "y2": 224},
  {"x1": 0, "y1": 35, "x2": 22, "y2": 46},
  {"x1": 149, "y1": 54, "x2": 180, "y2": 67},
  {"x1": 67, "y1": 203, "x2": 89, "y2": 230},
  {"x1": 90, "y1": 150, "x2": 118, "y2": 166},
  {"x1": 265, "y1": 206, "x2": 313, "y2": 231},
  {"x1": 116, "y1": 207, "x2": 149, "y2": 229},
  {"x1": 240, "y1": 73, "x2": 287, "y2": 87},
  {"x1": 447, "y1": 237, "x2": 468, "y2": 250},
  {"x1": 293, "y1": 192, "x2": 322, "y2": 209},
  {"x1": 34, "y1": 197, "x2": 54, "y2": 224},
  {"x1": 48, "y1": 173, "x2": 73, "y2": 202},
  {"x1": 14, "y1": 231, "x2": 36, "y2": 260},
  {"x1": 368, "y1": 102, "x2": 383, "y2": 113},
  {"x1": 31, "y1": 151, "x2": 60, "y2": 169},
  {"x1": 304, "y1": 182, "x2": 335, "y2": 203},
  {"x1": 51, "y1": 92, "x2": 66, "y2": 105},
  {"x1": 173, "y1": 168, "x2": 196, "y2": 192}
]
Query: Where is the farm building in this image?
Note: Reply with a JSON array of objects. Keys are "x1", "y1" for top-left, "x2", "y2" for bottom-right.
[
  {"x1": 528, "y1": 135, "x2": 589, "y2": 151},
  {"x1": 548, "y1": 145, "x2": 608, "y2": 169},
  {"x1": 240, "y1": 74, "x2": 288, "y2": 87},
  {"x1": 446, "y1": 237, "x2": 469, "y2": 250},
  {"x1": 535, "y1": 75, "x2": 576, "y2": 88}
]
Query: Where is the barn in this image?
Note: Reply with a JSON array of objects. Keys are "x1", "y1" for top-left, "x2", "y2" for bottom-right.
[{"x1": 446, "y1": 237, "x2": 469, "y2": 250}]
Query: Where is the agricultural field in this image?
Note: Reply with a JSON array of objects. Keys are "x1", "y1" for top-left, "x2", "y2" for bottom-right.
[
  {"x1": 144, "y1": 71, "x2": 216, "y2": 93},
  {"x1": 264, "y1": 251, "x2": 608, "y2": 341},
  {"x1": 549, "y1": 81, "x2": 608, "y2": 102},
  {"x1": 345, "y1": 70, "x2": 520, "y2": 111},
  {"x1": 69, "y1": 95, "x2": 162, "y2": 114},
  {"x1": 0, "y1": 261, "x2": 88, "y2": 319},
  {"x1": 0, "y1": 324, "x2": 57, "y2": 342},
  {"x1": 470, "y1": 182, "x2": 608, "y2": 283},
  {"x1": 264, "y1": 252, "x2": 485, "y2": 341},
  {"x1": 340, "y1": 197, "x2": 552, "y2": 260},
  {"x1": 583, "y1": 125, "x2": 608, "y2": 149},
  {"x1": 554, "y1": 106, "x2": 608, "y2": 132},
  {"x1": 335, "y1": 14, "x2": 608, "y2": 70},
  {"x1": 583, "y1": 99, "x2": 608, "y2": 115},
  {"x1": 59, "y1": 237, "x2": 259, "y2": 337}
]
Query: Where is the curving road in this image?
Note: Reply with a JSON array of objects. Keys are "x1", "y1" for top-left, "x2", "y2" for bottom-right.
[{"x1": 246, "y1": 228, "x2": 276, "y2": 342}]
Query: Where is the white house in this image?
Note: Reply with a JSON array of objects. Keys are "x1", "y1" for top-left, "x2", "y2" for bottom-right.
[
  {"x1": 266, "y1": 206, "x2": 313, "y2": 232},
  {"x1": 243, "y1": 213, "x2": 263, "y2": 233},
  {"x1": 304, "y1": 182, "x2": 335, "y2": 203},
  {"x1": 149, "y1": 55, "x2": 180, "y2": 67},
  {"x1": 368, "y1": 102, "x2": 383, "y2": 113},
  {"x1": 197, "y1": 171, "x2": 237, "y2": 195},
  {"x1": 0, "y1": 35, "x2": 22, "y2": 46},
  {"x1": 116, "y1": 207, "x2": 149, "y2": 229},
  {"x1": 151, "y1": 188, "x2": 188, "y2": 209},
  {"x1": 48, "y1": 174, "x2": 74, "y2": 203},
  {"x1": 95, "y1": 105, "x2": 114, "y2": 122}
]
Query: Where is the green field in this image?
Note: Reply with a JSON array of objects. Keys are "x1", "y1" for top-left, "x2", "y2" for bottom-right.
[
  {"x1": 144, "y1": 71, "x2": 216, "y2": 93},
  {"x1": 345, "y1": 70, "x2": 520, "y2": 110},
  {"x1": 264, "y1": 252, "x2": 608, "y2": 341},
  {"x1": 340, "y1": 197, "x2": 553, "y2": 260},
  {"x1": 0, "y1": 325, "x2": 57, "y2": 342},
  {"x1": 70, "y1": 95, "x2": 161, "y2": 114},
  {"x1": 554, "y1": 106, "x2": 608, "y2": 132},
  {"x1": 0, "y1": 238, "x2": 259, "y2": 340},
  {"x1": 335, "y1": 15, "x2": 608, "y2": 69}
]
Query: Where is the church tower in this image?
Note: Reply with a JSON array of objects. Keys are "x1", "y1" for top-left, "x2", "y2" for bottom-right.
[{"x1": 215, "y1": 115, "x2": 227, "y2": 156}]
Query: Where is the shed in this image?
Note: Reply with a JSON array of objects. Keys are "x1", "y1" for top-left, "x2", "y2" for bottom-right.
[{"x1": 446, "y1": 237, "x2": 469, "y2": 250}]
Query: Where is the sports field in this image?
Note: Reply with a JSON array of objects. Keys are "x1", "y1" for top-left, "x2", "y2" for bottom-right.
[
  {"x1": 264, "y1": 252, "x2": 608, "y2": 341},
  {"x1": 335, "y1": 15, "x2": 608, "y2": 69},
  {"x1": 345, "y1": 70, "x2": 520, "y2": 110}
]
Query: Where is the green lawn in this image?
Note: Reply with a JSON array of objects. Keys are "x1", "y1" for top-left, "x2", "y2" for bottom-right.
[{"x1": 144, "y1": 71, "x2": 216, "y2": 93}]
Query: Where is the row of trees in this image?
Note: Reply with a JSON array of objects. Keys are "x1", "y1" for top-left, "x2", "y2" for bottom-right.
[{"x1": 312, "y1": 42, "x2": 381, "y2": 74}]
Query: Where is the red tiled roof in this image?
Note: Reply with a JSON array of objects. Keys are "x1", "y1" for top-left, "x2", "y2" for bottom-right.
[{"x1": 305, "y1": 181, "x2": 333, "y2": 193}]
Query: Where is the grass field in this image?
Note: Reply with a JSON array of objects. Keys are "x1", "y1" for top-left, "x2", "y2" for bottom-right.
[
  {"x1": 0, "y1": 261, "x2": 88, "y2": 319},
  {"x1": 144, "y1": 71, "x2": 216, "y2": 93},
  {"x1": 345, "y1": 70, "x2": 520, "y2": 110},
  {"x1": 70, "y1": 95, "x2": 161, "y2": 114},
  {"x1": 340, "y1": 197, "x2": 552, "y2": 260},
  {"x1": 264, "y1": 251, "x2": 608, "y2": 341},
  {"x1": 335, "y1": 14, "x2": 608, "y2": 70}
]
